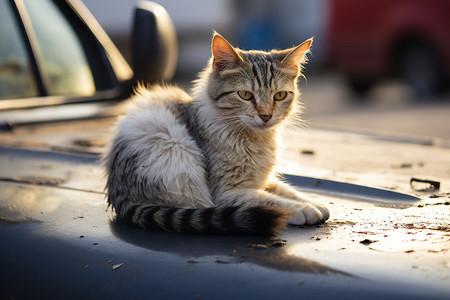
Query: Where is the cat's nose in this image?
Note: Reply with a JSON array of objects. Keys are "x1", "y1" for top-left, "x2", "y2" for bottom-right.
[{"x1": 259, "y1": 114, "x2": 272, "y2": 123}]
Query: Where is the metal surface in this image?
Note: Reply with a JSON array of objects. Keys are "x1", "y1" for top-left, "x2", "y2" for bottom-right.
[
  {"x1": 0, "y1": 146, "x2": 448, "y2": 299},
  {"x1": 1, "y1": 1, "x2": 446, "y2": 297},
  {"x1": 283, "y1": 174, "x2": 420, "y2": 203}
]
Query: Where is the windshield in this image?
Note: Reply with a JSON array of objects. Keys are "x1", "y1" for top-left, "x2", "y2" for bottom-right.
[
  {"x1": 0, "y1": 0, "x2": 38, "y2": 99},
  {"x1": 24, "y1": 0, "x2": 96, "y2": 96}
]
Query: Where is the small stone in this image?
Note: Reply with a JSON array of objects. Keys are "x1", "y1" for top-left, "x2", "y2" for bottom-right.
[
  {"x1": 248, "y1": 244, "x2": 268, "y2": 250},
  {"x1": 112, "y1": 263, "x2": 124, "y2": 270},
  {"x1": 300, "y1": 149, "x2": 315, "y2": 155},
  {"x1": 268, "y1": 240, "x2": 287, "y2": 247},
  {"x1": 360, "y1": 239, "x2": 377, "y2": 245}
]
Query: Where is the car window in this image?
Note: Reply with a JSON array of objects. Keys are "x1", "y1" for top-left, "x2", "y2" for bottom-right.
[
  {"x1": 24, "y1": 0, "x2": 96, "y2": 96},
  {"x1": 0, "y1": 0, "x2": 39, "y2": 99}
]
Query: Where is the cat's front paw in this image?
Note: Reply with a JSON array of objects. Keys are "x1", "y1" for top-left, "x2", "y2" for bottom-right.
[{"x1": 287, "y1": 203, "x2": 330, "y2": 226}]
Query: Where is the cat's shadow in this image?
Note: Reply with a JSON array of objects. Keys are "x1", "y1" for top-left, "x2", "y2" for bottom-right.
[
  {"x1": 110, "y1": 218, "x2": 272, "y2": 257},
  {"x1": 110, "y1": 219, "x2": 349, "y2": 276}
]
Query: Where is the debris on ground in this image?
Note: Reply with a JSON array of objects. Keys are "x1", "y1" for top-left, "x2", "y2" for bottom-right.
[
  {"x1": 360, "y1": 239, "x2": 378, "y2": 245},
  {"x1": 215, "y1": 260, "x2": 231, "y2": 264},
  {"x1": 187, "y1": 260, "x2": 199, "y2": 264},
  {"x1": 248, "y1": 239, "x2": 287, "y2": 250},
  {"x1": 418, "y1": 201, "x2": 450, "y2": 208},
  {"x1": 392, "y1": 163, "x2": 413, "y2": 169},
  {"x1": 300, "y1": 149, "x2": 315, "y2": 155},
  {"x1": 248, "y1": 244, "x2": 268, "y2": 250},
  {"x1": 112, "y1": 263, "x2": 124, "y2": 270},
  {"x1": 268, "y1": 240, "x2": 287, "y2": 247},
  {"x1": 410, "y1": 178, "x2": 440, "y2": 191}
]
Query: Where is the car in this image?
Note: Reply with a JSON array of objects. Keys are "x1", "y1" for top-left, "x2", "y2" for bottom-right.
[
  {"x1": 1, "y1": 1, "x2": 449, "y2": 299},
  {"x1": 0, "y1": 0, "x2": 176, "y2": 114},
  {"x1": 328, "y1": 0, "x2": 450, "y2": 97}
]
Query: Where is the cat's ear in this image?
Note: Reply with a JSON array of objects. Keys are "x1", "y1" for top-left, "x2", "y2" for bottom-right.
[
  {"x1": 280, "y1": 38, "x2": 313, "y2": 74},
  {"x1": 212, "y1": 32, "x2": 242, "y2": 72}
]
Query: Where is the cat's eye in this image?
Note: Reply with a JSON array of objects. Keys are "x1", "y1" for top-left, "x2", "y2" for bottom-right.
[
  {"x1": 238, "y1": 91, "x2": 254, "y2": 101},
  {"x1": 274, "y1": 91, "x2": 288, "y2": 101}
]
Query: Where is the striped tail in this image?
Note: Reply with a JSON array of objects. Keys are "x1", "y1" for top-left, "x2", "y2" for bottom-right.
[{"x1": 114, "y1": 203, "x2": 292, "y2": 236}]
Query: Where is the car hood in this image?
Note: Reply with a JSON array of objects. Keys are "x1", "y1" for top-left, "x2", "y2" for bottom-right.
[
  {"x1": 1, "y1": 146, "x2": 345, "y2": 299},
  {"x1": 0, "y1": 141, "x2": 449, "y2": 299}
]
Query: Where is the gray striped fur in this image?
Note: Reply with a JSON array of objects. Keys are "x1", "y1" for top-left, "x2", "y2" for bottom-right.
[{"x1": 103, "y1": 33, "x2": 329, "y2": 235}]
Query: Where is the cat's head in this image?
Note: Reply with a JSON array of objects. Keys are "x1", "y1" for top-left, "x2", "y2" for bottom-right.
[{"x1": 201, "y1": 32, "x2": 312, "y2": 131}]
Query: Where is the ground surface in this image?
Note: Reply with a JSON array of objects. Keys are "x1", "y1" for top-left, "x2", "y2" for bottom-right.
[{"x1": 0, "y1": 74, "x2": 449, "y2": 298}]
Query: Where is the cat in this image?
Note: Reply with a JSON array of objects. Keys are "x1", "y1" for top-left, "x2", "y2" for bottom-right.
[{"x1": 103, "y1": 32, "x2": 330, "y2": 235}]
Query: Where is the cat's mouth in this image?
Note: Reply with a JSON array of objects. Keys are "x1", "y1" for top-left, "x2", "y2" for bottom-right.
[{"x1": 245, "y1": 117, "x2": 277, "y2": 131}]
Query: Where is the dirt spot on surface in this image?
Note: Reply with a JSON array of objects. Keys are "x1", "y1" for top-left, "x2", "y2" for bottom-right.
[
  {"x1": 300, "y1": 149, "x2": 315, "y2": 155},
  {"x1": 215, "y1": 259, "x2": 233, "y2": 264},
  {"x1": 0, "y1": 176, "x2": 66, "y2": 186},
  {"x1": 410, "y1": 178, "x2": 440, "y2": 191},
  {"x1": 417, "y1": 202, "x2": 450, "y2": 208},
  {"x1": 392, "y1": 163, "x2": 413, "y2": 169},
  {"x1": 112, "y1": 263, "x2": 124, "y2": 270},
  {"x1": 360, "y1": 239, "x2": 378, "y2": 245},
  {"x1": 268, "y1": 239, "x2": 288, "y2": 247},
  {"x1": 72, "y1": 138, "x2": 106, "y2": 148},
  {"x1": 247, "y1": 239, "x2": 288, "y2": 250},
  {"x1": 187, "y1": 260, "x2": 199, "y2": 264},
  {"x1": 325, "y1": 221, "x2": 357, "y2": 228},
  {"x1": 399, "y1": 223, "x2": 450, "y2": 232}
]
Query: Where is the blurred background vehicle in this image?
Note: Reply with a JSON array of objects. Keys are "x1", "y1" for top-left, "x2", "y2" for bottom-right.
[
  {"x1": 79, "y1": 0, "x2": 449, "y2": 141},
  {"x1": 80, "y1": 0, "x2": 328, "y2": 79},
  {"x1": 328, "y1": 0, "x2": 450, "y2": 98},
  {"x1": 82, "y1": 0, "x2": 449, "y2": 99},
  {"x1": 1, "y1": 0, "x2": 449, "y2": 139}
]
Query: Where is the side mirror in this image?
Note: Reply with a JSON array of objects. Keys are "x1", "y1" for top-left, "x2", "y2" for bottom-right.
[{"x1": 131, "y1": 1, "x2": 178, "y2": 84}]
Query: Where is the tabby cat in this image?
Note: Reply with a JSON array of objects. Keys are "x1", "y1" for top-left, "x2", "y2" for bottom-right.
[{"x1": 103, "y1": 32, "x2": 329, "y2": 235}]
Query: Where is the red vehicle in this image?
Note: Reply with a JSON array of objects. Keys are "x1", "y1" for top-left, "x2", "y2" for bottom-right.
[{"x1": 328, "y1": 0, "x2": 450, "y2": 97}]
